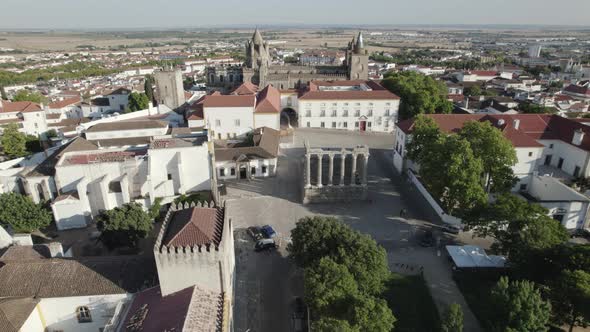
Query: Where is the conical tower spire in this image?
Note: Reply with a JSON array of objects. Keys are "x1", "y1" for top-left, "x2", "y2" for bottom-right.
[
  {"x1": 252, "y1": 27, "x2": 264, "y2": 45},
  {"x1": 355, "y1": 31, "x2": 364, "y2": 52}
]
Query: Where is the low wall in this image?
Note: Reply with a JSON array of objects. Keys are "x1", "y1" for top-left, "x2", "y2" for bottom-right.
[
  {"x1": 303, "y1": 185, "x2": 368, "y2": 204},
  {"x1": 407, "y1": 170, "x2": 462, "y2": 225}
]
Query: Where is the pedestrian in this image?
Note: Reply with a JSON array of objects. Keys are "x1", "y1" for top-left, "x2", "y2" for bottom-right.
[{"x1": 399, "y1": 208, "x2": 404, "y2": 217}]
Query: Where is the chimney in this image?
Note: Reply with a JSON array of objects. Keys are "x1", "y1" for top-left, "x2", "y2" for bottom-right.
[
  {"x1": 513, "y1": 119, "x2": 520, "y2": 130},
  {"x1": 573, "y1": 129, "x2": 585, "y2": 146},
  {"x1": 465, "y1": 96, "x2": 469, "y2": 109}
]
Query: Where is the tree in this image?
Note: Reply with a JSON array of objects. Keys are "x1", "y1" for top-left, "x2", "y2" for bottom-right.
[
  {"x1": 491, "y1": 277, "x2": 551, "y2": 332},
  {"x1": 312, "y1": 317, "x2": 356, "y2": 332},
  {"x1": 96, "y1": 203, "x2": 153, "y2": 249},
  {"x1": 464, "y1": 85, "x2": 482, "y2": 96},
  {"x1": 144, "y1": 75, "x2": 155, "y2": 104},
  {"x1": 347, "y1": 293, "x2": 396, "y2": 332},
  {"x1": 519, "y1": 102, "x2": 557, "y2": 114},
  {"x1": 381, "y1": 71, "x2": 452, "y2": 120},
  {"x1": 287, "y1": 216, "x2": 390, "y2": 295},
  {"x1": 464, "y1": 194, "x2": 568, "y2": 262},
  {"x1": 441, "y1": 303, "x2": 464, "y2": 332},
  {"x1": 127, "y1": 92, "x2": 150, "y2": 112},
  {"x1": 405, "y1": 115, "x2": 442, "y2": 163},
  {"x1": 418, "y1": 134, "x2": 487, "y2": 216},
  {"x1": 458, "y1": 121, "x2": 517, "y2": 193},
  {"x1": 0, "y1": 192, "x2": 52, "y2": 233},
  {"x1": 305, "y1": 257, "x2": 359, "y2": 313},
  {"x1": 1, "y1": 123, "x2": 28, "y2": 158},
  {"x1": 12, "y1": 90, "x2": 45, "y2": 103},
  {"x1": 0, "y1": 85, "x2": 7, "y2": 100},
  {"x1": 550, "y1": 270, "x2": 590, "y2": 332}
]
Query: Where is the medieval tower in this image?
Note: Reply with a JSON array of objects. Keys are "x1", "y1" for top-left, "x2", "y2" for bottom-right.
[
  {"x1": 346, "y1": 32, "x2": 369, "y2": 80},
  {"x1": 154, "y1": 67, "x2": 186, "y2": 110},
  {"x1": 244, "y1": 28, "x2": 271, "y2": 87}
]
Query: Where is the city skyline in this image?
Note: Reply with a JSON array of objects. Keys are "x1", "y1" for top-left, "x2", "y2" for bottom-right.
[{"x1": 1, "y1": 0, "x2": 589, "y2": 29}]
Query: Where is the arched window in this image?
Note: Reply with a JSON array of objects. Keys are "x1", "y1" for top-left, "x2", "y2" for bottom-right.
[{"x1": 76, "y1": 306, "x2": 92, "y2": 323}]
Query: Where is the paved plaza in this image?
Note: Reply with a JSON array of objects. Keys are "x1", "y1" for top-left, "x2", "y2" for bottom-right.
[{"x1": 227, "y1": 128, "x2": 485, "y2": 332}]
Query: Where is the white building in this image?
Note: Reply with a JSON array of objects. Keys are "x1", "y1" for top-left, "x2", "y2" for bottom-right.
[
  {"x1": 394, "y1": 113, "x2": 590, "y2": 230},
  {"x1": 528, "y1": 44, "x2": 543, "y2": 58},
  {"x1": 0, "y1": 100, "x2": 48, "y2": 136},
  {"x1": 297, "y1": 80, "x2": 400, "y2": 132}
]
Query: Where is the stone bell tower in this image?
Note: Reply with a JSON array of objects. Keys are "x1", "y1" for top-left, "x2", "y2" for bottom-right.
[
  {"x1": 347, "y1": 31, "x2": 369, "y2": 80},
  {"x1": 244, "y1": 28, "x2": 271, "y2": 86}
]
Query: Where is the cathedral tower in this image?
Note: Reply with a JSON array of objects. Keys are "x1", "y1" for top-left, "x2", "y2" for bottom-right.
[
  {"x1": 244, "y1": 28, "x2": 271, "y2": 86},
  {"x1": 347, "y1": 32, "x2": 369, "y2": 80}
]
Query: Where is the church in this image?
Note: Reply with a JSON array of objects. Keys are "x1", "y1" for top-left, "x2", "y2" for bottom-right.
[{"x1": 207, "y1": 29, "x2": 369, "y2": 91}]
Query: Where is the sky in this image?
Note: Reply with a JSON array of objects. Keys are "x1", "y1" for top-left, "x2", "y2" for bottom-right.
[{"x1": 1, "y1": 0, "x2": 589, "y2": 30}]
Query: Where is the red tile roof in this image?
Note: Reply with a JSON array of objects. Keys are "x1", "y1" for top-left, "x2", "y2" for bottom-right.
[
  {"x1": 48, "y1": 96, "x2": 81, "y2": 109},
  {"x1": 203, "y1": 94, "x2": 256, "y2": 108},
  {"x1": 163, "y1": 207, "x2": 225, "y2": 248},
  {"x1": 255, "y1": 85, "x2": 280, "y2": 113},
  {"x1": 300, "y1": 80, "x2": 400, "y2": 101},
  {"x1": 231, "y1": 82, "x2": 258, "y2": 95},
  {"x1": 0, "y1": 101, "x2": 42, "y2": 113},
  {"x1": 564, "y1": 84, "x2": 590, "y2": 96},
  {"x1": 469, "y1": 70, "x2": 498, "y2": 77}
]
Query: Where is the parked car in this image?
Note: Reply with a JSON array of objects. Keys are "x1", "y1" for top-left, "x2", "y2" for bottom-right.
[
  {"x1": 247, "y1": 226, "x2": 264, "y2": 241},
  {"x1": 261, "y1": 225, "x2": 277, "y2": 238},
  {"x1": 419, "y1": 230, "x2": 435, "y2": 247},
  {"x1": 255, "y1": 238, "x2": 278, "y2": 252},
  {"x1": 442, "y1": 223, "x2": 462, "y2": 234}
]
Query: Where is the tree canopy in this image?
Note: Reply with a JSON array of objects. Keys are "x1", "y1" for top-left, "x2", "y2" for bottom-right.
[
  {"x1": 288, "y1": 216, "x2": 395, "y2": 331},
  {"x1": 458, "y1": 120, "x2": 517, "y2": 193},
  {"x1": 381, "y1": 71, "x2": 452, "y2": 120},
  {"x1": 12, "y1": 90, "x2": 46, "y2": 103},
  {"x1": 491, "y1": 277, "x2": 551, "y2": 332},
  {"x1": 144, "y1": 75, "x2": 155, "y2": 105},
  {"x1": 97, "y1": 203, "x2": 153, "y2": 249},
  {"x1": 550, "y1": 270, "x2": 590, "y2": 332},
  {"x1": 127, "y1": 92, "x2": 150, "y2": 112},
  {"x1": 1, "y1": 123, "x2": 28, "y2": 158},
  {"x1": 0, "y1": 192, "x2": 52, "y2": 233},
  {"x1": 441, "y1": 303, "x2": 464, "y2": 332}
]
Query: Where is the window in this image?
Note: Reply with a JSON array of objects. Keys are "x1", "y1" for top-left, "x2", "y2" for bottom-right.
[
  {"x1": 331, "y1": 110, "x2": 337, "y2": 117},
  {"x1": 520, "y1": 184, "x2": 527, "y2": 191},
  {"x1": 385, "y1": 109, "x2": 390, "y2": 116},
  {"x1": 355, "y1": 122, "x2": 359, "y2": 128},
  {"x1": 305, "y1": 110, "x2": 311, "y2": 117},
  {"x1": 220, "y1": 168, "x2": 225, "y2": 177},
  {"x1": 215, "y1": 119, "x2": 221, "y2": 127},
  {"x1": 230, "y1": 168, "x2": 236, "y2": 176},
  {"x1": 368, "y1": 122, "x2": 372, "y2": 128},
  {"x1": 332, "y1": 103, "x2": 337, "y2": 107},
  {"x1": 234, "y1": 119, "x2": 240, "y2": 126},
  {"x1": 307, "y1": 122, "x2": 311, "y2": 127},
  {"x1": 528, "y1": 152, "x2": 533, "y2": 157},
  {"x1": 342, "y1": 110, "x2": 348, "y2": 117},
  {"x1": 167, "y1": 174, "x2": 173, "y2": 180},
  {"x1": 549, "y1": 143, "x2": 554, "y2": 149},
  {"x1": 34, "y1": 123, "x2": 38, "y2": 128},
  {"x1": 367, "y1": 110, "x2": 373, "y2": 116},
  {"x1": 262, "y1": 166, "x2": 268, "y2": 174},
  {"x1": 320, "y1": 110, "x2": 326, "y2": 117},
  {"x1": 320, "y1": 122, "x2": 325, "y2": 128},
  {"x1": 76, "y1": 306, "x2": 92, "y2": 323},
  {"x1": 574, "y1": 166, "x2": 581, "y2": 178},
  {"x1": 108, "y1": 181, "x2": 122, "y2": 193},
  {"x1": 332, "y1": 122, "x2": 336, "y2": 128},
  {"x1": 251, "y1": 167, "x2": 256, "y2": 175},
  {"x1": 354, "y1": 110, "x2": 360, "y2": 117},
  {"x1": 386, "y1": 102, "x2": 391, "y2": 106},
  {"x1": 343, "y1": 122, "x2": 348, "y2": 128}
]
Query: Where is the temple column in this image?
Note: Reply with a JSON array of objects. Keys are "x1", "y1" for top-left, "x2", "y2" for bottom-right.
[
  {"x1": 351, "y1": 154, "x2": 358, "y2": 185},
  {"x1": 362, "y1": 154, "x2": 369, "y2": 185},
  {"x1": 317, "y1": 154, "x2": 323, "y2": 188},
  {"x1": 340, "y1": 153, "x2": 346, "y2": 186},
  {"x1": 306, "y1": 153, "x2": 311, "y2": 188},
  {"x1": 328, "y1": 154, "x2": 334, "y2": 186}
]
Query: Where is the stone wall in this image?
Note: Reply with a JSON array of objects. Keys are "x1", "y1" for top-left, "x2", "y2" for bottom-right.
[{"x1": 303, "y1": 184, "x2": 368, "y2": 204}]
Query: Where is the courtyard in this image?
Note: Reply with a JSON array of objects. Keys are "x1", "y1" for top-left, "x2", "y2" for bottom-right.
[{"x1": 226, "y1": 128, "x2": 488, "y2": 332}]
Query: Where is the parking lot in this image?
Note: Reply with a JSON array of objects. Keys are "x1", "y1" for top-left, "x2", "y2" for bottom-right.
[{"x1": 225, "y1": 128, "x2": 486, "y2": 332}]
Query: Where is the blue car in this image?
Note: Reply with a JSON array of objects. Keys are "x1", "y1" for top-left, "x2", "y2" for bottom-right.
[{"x1": 261, "y1": 225, "x2": 276, "y2": 238}]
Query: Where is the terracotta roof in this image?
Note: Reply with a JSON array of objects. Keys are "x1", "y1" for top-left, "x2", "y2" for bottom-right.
[
  {"x1": 564, "y1": 84, "x2": 590, "y2": 96},
  {"x1": 0, "y1": 297, "x2": 39, "y2": 332},
  {"x1": 86, "y1": 120, "x2": 168, "y2": 132},
  {"x1": 300, "y1": 80, "x2": 399, "y2": 100},
  {"x1": 0, "y1": 101, "x2": 42, "y2": 113},
  {"x1": 469, "y1": 70, "x2": 498, "y2": 76},
  {"x1": 53, "y1": 191, "x2": 80, "y2": 203},
  {"x1": 203, "y1": 94, "x2": 256, "y2": 108},
  {"x1": 0, "y1": 256, "x2": 156, "y2": 298},
  {"x1": 48, "y1": 96, "x2": 81, "y2": 109},
  {"x1": 62, "y1": 149, "x2": 147, "y2": 165},
  {"x1": 109, "y1": 87, "x2": 132, "y2": 96},
  {"x1": 24, "y1": 137, "x2": 99, "y2": 177},
  {"x1": 46, "y1": 113, "x2": 61, "y2": 119},
  {"x1": 47, "y1": 117, "x2": 90, "y2": 128},
  {"x1": 255, "y1": 85, "x2": 281, "y2": 113},
  {"x1": 163, "y1": 206, "x2": 225, "y2": 248},
  {"x1": 0, "y1": 245, "x2": 52, "y2": 260},
  {"x1": 231, "y1": 82, "x2": 258, "y2": 95},
  {"x1": 214, "y1": 127, "x2": 280, "y2": 161}
]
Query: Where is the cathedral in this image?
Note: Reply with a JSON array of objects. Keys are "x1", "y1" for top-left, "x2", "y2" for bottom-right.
[{"x1": 207, "y1": 29, "x2": 369, "y2": 91}]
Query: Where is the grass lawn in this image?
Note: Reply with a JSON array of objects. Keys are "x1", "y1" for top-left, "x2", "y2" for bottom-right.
[
  {"x1": 453, "y1": 271, "x2": 502, "y2": 332},
  {"x1": 383, "y1": 273, "x2": 441, "y2": 332}
]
